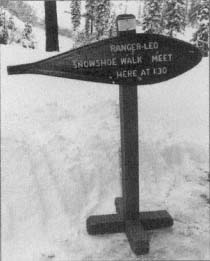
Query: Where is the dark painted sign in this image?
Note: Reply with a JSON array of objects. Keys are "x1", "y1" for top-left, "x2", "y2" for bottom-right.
[{"x1": 8, "y1": 34, "x2": 202, "y2": 85}]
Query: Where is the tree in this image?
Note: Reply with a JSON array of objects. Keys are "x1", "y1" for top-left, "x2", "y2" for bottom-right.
[
  {"x1": 44, "y1": 1, "x2": 59, "y2": 52},
  {"x1": 188, "y1": 0, "x2": 202, "y2": 25},
  {"x1": 137, "y1": 0, "x2": 145, "y2": 21},
  {"x1": 142, "y1": 0, "x2": 163, "y2": 34},
  {"x1": 83, "y1": 0, "x2": 111, "y2": 39},
  {"x1": 0, "y1": 7, "x2": 6, "y2": 27},
  {"x1": 108, "y1": 9, "x2": 117, "y2": 37},
  {"x1": 84, "y1": 0, "x2": 97, "y2": 36},
  {"x1": 71, "y1": 0, "x2": 81, "y2": 31},
  {"x1": 21, "y1": 20, "x2": 35, "y2": 49},
  {"x1": 94, "y1": 0, "x2": 111, "y2": 39},
  {"x1": 163, "y1": 0, "x2": 186, "y2": 37},
  {"x1": 0, "y1": 8, "x2": 8, "y2": 44},
  {"x1": 7, "y1": 15, "x2": 18, "y2": 44},
  {"x1": 192, "y1": 0, "x2": 209, "y2": 56},
  {"x1": 7, "y1": 16, "x2": 15, "y2": 30}
]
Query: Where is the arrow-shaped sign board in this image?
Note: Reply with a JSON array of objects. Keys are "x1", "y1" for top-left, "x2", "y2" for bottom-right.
[{"x1": 8, "y1": 33, "x2": 202, "y2": 85}]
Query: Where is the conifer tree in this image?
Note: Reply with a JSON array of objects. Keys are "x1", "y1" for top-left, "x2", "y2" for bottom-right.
[
  {"x1": 7, "y1": 15, "x2": 18, "y2": 44},
  {"x1": 22, "y1": 21, "x2": 32, "y2": 40},
  {"x1": 84, "y1": 0, "x2": 96, "y2": 36},
  {"x1": 0, "y1": 8, "x2": 8, "y2": 44},
  {"x1": 188, "y1": 0, "x2": 202, "y2": 25},
  {"x1": 142, "y1": 0, "x2": 163, "y2": 34},
  {"x1": 94, "y1": 0, "x2": 111, "y2": 39},
  {"x1": 192, "y1": 0, "x2": 209, "y2": 56},
  {"x1": 70, "y1": 0, "x2": 81, "y2": 31},
  {"x1": 0, "y1": 8, "x2": 5, "y2": 27},
  {"x1": 108, "y1": 9, "x2": 117, "y2": 37},
  {"x1": 22, "y1": 21, "x2": 35, "y2": 48},
  {"x1": 7, "y1": 16, "x2": 15, "y2": 30},
  {"x1": 163, "y1": 0, "x2": 186, "y2": 37}
]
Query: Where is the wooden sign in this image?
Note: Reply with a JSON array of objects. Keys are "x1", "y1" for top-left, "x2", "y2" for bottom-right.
[{"x1": 8, "y1": 34, "x2": 202, "y2": 85}]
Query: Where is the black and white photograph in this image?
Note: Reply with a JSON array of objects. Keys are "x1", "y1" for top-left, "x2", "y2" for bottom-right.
[{"x1": 1, "y1": 0, "x2": 209, "y2": 260}]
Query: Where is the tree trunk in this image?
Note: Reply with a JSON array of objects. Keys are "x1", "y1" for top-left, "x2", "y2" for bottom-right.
[
  {"x1": 44, "y1": 1, "x2": 59, "y2": 52},
  {"x1": 90, "y1": 18, "x2": 93, "y2": 34},
  {"x1": 185, "y1": 0, "x2": 189, "y2": 24}
]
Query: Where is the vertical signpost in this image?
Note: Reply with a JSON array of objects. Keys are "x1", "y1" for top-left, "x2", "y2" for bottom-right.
[
  {"x1": 117, "y1": 14, "x2": 148, "y2": 253},
  {"x1": 117, "y1": 14, "x2": 140, "y2": 221},
  {"x1": 86, "y1": 14, "x2": 173, "y2": 255},
  {"x1": 7, "y1": 14, "x2": 202, "y2": 256}
]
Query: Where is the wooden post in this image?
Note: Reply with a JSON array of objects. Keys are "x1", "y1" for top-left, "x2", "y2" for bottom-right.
[
  {"x1": 116, "y1": 14, "x2": 149, "y2": 255},
  {"x1": 117, "y1": 14, "x2": 139, "y2": 221},
  {"x1": 44, "y1": 1, "x2": 59, "y2": 52},
  {"x1": 120, "y1": 84, "x2": 139, "y2": 220}
]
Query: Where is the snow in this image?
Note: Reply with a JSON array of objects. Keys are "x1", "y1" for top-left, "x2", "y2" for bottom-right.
[{"x1": 1, "y1": 23, "x2": 210, "y2": 261}]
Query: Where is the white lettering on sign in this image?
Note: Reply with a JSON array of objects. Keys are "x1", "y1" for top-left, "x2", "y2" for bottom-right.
[
  {"x1": 110, "y1": 42, "x2": 159, "y2": 52},
  {"x1": 73, "y1": 57, "x2": 117, "y2": 69},
  {"x1": 116, "y1": 70, "x2": 137, "y2": 78},
  {"x1": 116, "y1": 67, "x2": 168, "y2": 80},
  {"x1": 153, "y1": 66, "x2": 167, "y2": 75},
  {"x1": 152, "y1": 54, "x2": 173, "y2": 62},
  {"x1": 120, "y1": 56, "x2": 142, "y2": 65},
  {"x1": 140, "y1": 68, "x2": 150, "y2": 76}
]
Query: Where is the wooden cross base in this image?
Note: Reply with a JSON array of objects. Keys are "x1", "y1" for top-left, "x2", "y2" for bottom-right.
[{"x1": 86, "y1": 197, "x2": 173, "y2": 255}]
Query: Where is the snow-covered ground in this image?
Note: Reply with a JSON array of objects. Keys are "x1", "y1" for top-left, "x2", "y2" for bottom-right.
[{"x1": 1, "y1": 23, "x2": 210, "y2": 261}]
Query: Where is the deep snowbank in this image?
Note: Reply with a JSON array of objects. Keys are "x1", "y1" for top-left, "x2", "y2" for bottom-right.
[{"x1": 1, "y1": 37, "x2": 209, "y2": 261}]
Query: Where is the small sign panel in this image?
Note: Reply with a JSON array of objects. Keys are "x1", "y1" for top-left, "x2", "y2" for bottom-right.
[
  {"x1": 118, "y1": 18, "x2": 136, "y2": 32},
  {"x1": 8, "y1": 34, "x2": 202, "y2": 85}
]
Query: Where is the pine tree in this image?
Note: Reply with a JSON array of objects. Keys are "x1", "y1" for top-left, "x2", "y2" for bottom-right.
[
  {"x1": 188, "y1": 0, "x2": 202, "y2": 25},
  {"x1": 0, "y1": 8, "x2": 8, "y2": 44},
  {"x1": 7, "y1": 16, "x2": 15, "y2": 30},
  {"x1": 192, "y1": 0, "x2": 209, "y2": 56},
  {"x1": 94, "y1": 0, "x2": 111, "y2": 39},
  {"x1": 163, "y1": 0, "x2": 186, "y2": 37},
  {"x1": 142, "y1": 0, "x2": 163, "y2": 34},
  {"x1": 84, "y1": 0, "x2": 97, "y2": 36},
  {"x1": 22, "y1": 22, "x2": 32, "y2": 39},
  {"x1": 7, "y1": 15, "x2": 18, "y2": 44},
  {"x1": 108, "y1": 9, "x2": 117, "y2": 37},
  {"x1": 21, "y1": 21, "x2": 35, "y2": 49},
  {"x1": 71, "y1": 0, "x2": 81, "y2": 31},
  {"x1": 0, "y1": 8, "x2": 5, "y2": 27}
]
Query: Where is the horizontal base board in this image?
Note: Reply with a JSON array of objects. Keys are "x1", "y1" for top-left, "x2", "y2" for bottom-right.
[
  {"x1": 86, "y1": 214, "x2": 125, "y2": 235},
  {"x1": 115, "y1": 197, "x2": 174, "y2": 230},
  {"x1": 87, "y1": 198, "x2": 173, "y2": 255}
]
